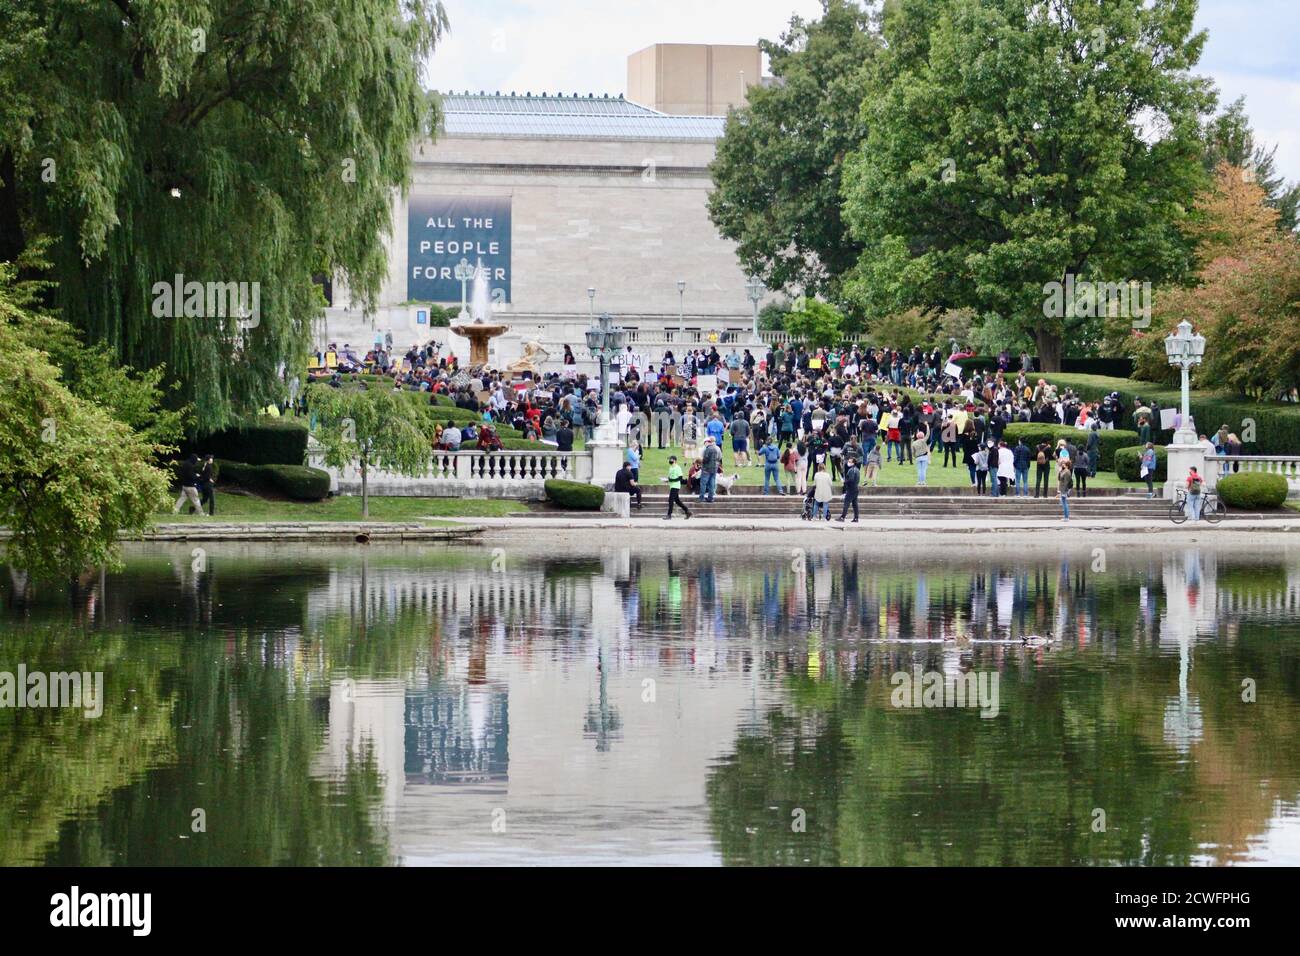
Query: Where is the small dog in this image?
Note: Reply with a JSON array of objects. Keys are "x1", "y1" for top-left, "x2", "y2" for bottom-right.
[{"x1": 716, "y1": 473, "x2": 740, "y2": 495}]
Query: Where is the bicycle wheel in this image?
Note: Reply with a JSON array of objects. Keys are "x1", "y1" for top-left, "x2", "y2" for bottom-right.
[
  {"x1": 1204, "y1": 497, "x2": 1226, "y2": 524},
  {"x1": 1169, "y1": 499, "x2": 1188, "y2": 524}
]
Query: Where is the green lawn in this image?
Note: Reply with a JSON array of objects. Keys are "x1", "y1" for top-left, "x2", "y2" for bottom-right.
[
  {"x1": 160, "y1": 493, "x2": 521, "y2": 523},
  {"x1": 628, "y1": 440, "x2": 1141, "y2": 489}
]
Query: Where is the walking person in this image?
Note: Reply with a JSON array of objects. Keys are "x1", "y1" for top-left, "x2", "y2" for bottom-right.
[
  {"x1": 172, "y1": 454, "x2": 204, "y2": 515},
  {"x1": 812, "y1": 464, "x2": 834, "y2": 521},
  {"x1": 787, "y1": 442, "x2": 806, "y2": 495},
  {"x1": 996, "y1": 440, "x2": 1014, "y2": 497},
  {"x1": 974, "y1": 444, "x2": 989, "y2": 495},
  {"x1": 987, "y1": 441, "x2": 1001, "y2": 497},
  {"x1": 663, "y1": 456, "x2": 692, "y2": 520},
  {"x1": 197, "y1": 454, "x2": 217, "y2": 515},
  {"x1": 837, "y1": 457, "x2": 861, "y2": 522},
  {"x1": 1073, "y1": 439, "x2": 1090, "y2": 497},
  {"x1": 1138, "y1": 443, "x2": 1159, "y2": 498}
]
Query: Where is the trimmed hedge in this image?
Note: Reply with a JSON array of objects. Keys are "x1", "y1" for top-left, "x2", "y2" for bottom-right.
[
  {"x1": 188, "y1": 418, "x2": 309, "y2": 466},
  {"x1": 544, "y1": 479, "x2": 605, "y2": 510},
  {"x1": 1114, "y1": 445, "x2": 1168, "y2": 482},
  {"x1": 1217, "y1": 472, "x2": 1289, "y2": 510},
  {"x1": 215, "y1": 459, "x2": 331, "y2": 500},
  {"x1": 1002, "y1": 424, "x2": 1137, "y2": 472},
  {"x1": 954, "y1": 357, "x2": 1134, "y2": 377},
  {"x1": 1039, "y1": 372, "x2": 1300, "y2": 457}
]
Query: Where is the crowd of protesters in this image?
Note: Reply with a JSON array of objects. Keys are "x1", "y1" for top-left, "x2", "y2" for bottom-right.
[{"x1": 280, "y1": 333, "x2": 1191, "y2": 524}]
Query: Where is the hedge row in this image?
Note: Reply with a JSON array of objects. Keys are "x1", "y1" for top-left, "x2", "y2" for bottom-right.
[
  {"x1": 1001, "y1": 424, "x2": 1138, "y2": 472},
  {"x1": 216, "y1": 460, "x2": 331, "y2": 500},
  {"x1": 953, "y1": 356, "x2": 1135, "y2": 377},
  {"x1": 1114, "y1": 445, "x2": 1168, "y2": 482},
  {"x1": 1217, "y1": 472, "x2": 1289, "y2": 510},
  {"x1": 544, "y1": 479, "x2": 605, "y2": 510},
  {"x1": 186, "y1": 419, "x2": 309, "y2": 466},
  {"x1": 1039, "y1": 373, "x2": 1300, "y2": 456}
]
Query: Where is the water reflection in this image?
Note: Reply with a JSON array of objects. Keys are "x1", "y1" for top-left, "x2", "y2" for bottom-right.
[{"x1": 1, "y1": 541, "x2": 1299, "y2": 865}]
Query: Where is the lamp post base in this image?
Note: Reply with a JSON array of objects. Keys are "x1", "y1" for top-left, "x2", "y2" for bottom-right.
[{"x1": 1163, "y1": 441, "x2": 1208, "y2": 501}]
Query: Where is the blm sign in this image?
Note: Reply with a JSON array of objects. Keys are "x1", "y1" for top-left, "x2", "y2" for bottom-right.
[{"x1": 408, "y1": 196, "x2": 512, "y2": 304}]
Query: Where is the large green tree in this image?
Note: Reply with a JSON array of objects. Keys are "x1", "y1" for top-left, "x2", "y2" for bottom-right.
[
  {"x1": 841, "y1": 0, "x2": 1215, "y2": 370},
  {"x1": 707, "y1": 0, "x2": 880, "y2": 312},
  {"x1": 0, "y1": 0, "x2": 448, "y2": 431}
]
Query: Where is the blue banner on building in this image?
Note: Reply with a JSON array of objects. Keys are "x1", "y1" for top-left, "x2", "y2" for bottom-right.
[{"x1": 407, "y1": 196, "x2": 512, "y2": 304}]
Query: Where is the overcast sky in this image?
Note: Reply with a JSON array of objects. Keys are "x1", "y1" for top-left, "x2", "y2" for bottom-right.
[{"x1": 425, "y1": 0, "x2": 1300, "y2": 184}]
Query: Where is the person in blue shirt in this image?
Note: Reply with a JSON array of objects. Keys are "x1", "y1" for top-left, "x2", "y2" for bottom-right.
[
  {"x1": 758, "y1": 438, "x2": 785, "y2": 495},
  {"x1": 624, "y1": 443, "x2": 641, "y2": 481},
  {"x1": 706, "y1": 413, "x2": 726, "y2": 447}
]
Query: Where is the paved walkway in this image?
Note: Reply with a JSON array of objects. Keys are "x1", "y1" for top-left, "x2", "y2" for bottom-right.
[{"x1": 445, "y1": 515, "x2": 1300, "y2": 534}]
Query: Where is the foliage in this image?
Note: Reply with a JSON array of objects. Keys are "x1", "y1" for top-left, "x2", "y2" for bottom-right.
[
  {"x1": 1216, "y1": 472, "x2": 1288, "y2": 510},
  {"x1": 544, "y1": 479, "x2": 604, "y2": 510},
  {"x1": 0, "y1": 0, "x2": 449, "y2": 431},
  {"x1": 216, "y1": 460, "x2": 330, "y2": 500},
  {"x1": 1001, "y1": 424, "x2": 1138, "y2": 472},
  {"x1": 865, "y1": 308, "x2": 937, "y2": 350},
  {"x1": 189, "y1": 418, "x2": 309, "y2": 466},
  {"x1": 708, "y1": 0, "x2": 880, "y2": 310},
  {"x1": 1202, "y1": 97, "x2": 1300, "y2": 233},
  {"x1": 0, "y1": 279, "x2": 170, "y2": 579},
  {"x1": 1114, "y1": 445, "x2": 1168, "y2": 482},
  {"x1": 841, "y1": 0, "x2": 1213, "y2": 370},
  {"x1": 784, "y1": 299, "x2": 845, "y2": 348},
  {"x1": 1125, "y1": 164, "x2": 1300, "y2": 398},
  {"x1": 307, "y1": 384, "x2": 434, "y2": 516}
]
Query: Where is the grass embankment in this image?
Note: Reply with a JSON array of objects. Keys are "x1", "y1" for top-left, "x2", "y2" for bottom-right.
[{"x1": 158, "y1": 493, "x2": 522, "y2": 524}]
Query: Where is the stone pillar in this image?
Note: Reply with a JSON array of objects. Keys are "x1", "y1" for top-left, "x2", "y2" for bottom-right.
[
  {"x1": 588, "y1": 421, "x2": 623, "y2": 488},
  {"x1": 1163, "y1": 442, "x2": 1206, "y2": 500}
]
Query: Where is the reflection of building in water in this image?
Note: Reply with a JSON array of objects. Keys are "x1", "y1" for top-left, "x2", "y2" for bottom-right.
[
  {"x1": 316, "y1": 678, "x2": 408, "y2": 817},
  {"x1": 405, "y1": 683, "x2": 509, "y2": 788}
]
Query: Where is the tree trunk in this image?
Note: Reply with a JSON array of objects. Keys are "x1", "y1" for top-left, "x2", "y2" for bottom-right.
[
  {"x1": 360, "y1": 455, "x2": 369, "y2": 519},
  {"x1": 1033, "y1": 328, "x2": 1063, "y2": 373}
]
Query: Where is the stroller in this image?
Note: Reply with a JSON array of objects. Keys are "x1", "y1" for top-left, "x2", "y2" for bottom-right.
[{"x1": 800, "y1": 486, "x2": 818, "y2": 521}]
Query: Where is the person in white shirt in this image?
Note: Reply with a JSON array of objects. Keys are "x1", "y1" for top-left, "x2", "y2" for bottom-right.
[{"x1": 997, "y1": 442, "x2": 1015, "y2": 495}]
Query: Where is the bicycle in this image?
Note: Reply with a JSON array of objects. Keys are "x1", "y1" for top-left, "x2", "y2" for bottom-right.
[{"x1": 1169, "y1": 488, "x2": 1225, "y2": 525}]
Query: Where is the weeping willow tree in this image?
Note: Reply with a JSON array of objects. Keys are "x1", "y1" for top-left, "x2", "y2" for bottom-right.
[{"x1": 0, "y1": 0, "x2": 449, "y2": 432}]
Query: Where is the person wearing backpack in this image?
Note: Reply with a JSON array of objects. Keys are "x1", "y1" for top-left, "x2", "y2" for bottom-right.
[
  {"x1": 837, "y1": 457, "x2": 861, "y2": 522},
  {"x1": 1186, "y1": 467, "x2": 1204, "y2": 521},
  {"x1": 1034, "y1": 441, "x2": 1052, "y2": 498},
  {"x1": 1140, "y1": 443, "x2": 1158, "y2": 498}
]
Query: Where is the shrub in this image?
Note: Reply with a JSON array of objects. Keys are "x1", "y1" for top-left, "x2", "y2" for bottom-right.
[
  {"x1": 187, "y1": 418, "x2": 308, "y2": 466},
  {"x1": 1114, "y1": 445, "x2": 1168, "y2": 482},
  {"x1": 1002, "y1": 424, "x2": 1138, "y2": 471},
  {"x1": 215, "y1": 459, "x2": 330, "y2": 500},
  {"x1": 263, "y1": 465, "x2": 332, "y2": 501},
  {"x1": 1217, "y1": 472, "x2": 1289, "y2": 510},
  {"x1": 544, "y1": 479, "x2": 605, "y2": 510},
  {"x1": 1039, "y1": 372, "x2": 1300, "y2": 457}
]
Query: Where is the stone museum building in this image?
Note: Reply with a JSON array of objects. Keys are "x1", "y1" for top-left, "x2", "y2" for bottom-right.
[{"x1": 318, "y1": 44, "x2": 772, "y2": 367}]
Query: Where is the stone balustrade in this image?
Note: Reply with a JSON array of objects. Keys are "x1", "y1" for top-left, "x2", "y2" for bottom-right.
[
  {"x1": 1212, "y1": 456, "x2": 1300, "y2": 496},
  {"x1": 311, "y1": 449, "x2": 593, "y2": 498}
]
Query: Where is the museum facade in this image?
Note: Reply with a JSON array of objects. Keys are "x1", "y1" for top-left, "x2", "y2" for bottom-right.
[{"x1": 318, "y1": 45, "x2": 771, "y2": 367}]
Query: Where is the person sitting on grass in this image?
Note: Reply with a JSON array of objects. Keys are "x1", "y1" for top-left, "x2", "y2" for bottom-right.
[{"x1": 476, "y1": 425, "x2": 503, "y2": 452}]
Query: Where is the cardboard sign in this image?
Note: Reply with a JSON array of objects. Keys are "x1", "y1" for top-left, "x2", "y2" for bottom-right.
[
  {"x1": 728, "y1": 369, "x2": 744, "y2": 384},
  {"x1": 944, "y1": 361, "x2": 963, "y2": 379},
  {"x1": 808, "y1": 358, "x2": 823, "y2": 369},
  {"x1": 697, "y1": 374, "x2": 717, "y2": 395}
]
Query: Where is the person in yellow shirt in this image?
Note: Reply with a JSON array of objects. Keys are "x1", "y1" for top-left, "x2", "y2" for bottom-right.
[{"x1": 664, "y1": 456, "x2": 692, "y2": 520}]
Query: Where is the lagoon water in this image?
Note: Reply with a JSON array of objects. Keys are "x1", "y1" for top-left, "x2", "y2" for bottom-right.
[{"x1": 2, "y1": 540, "x2": 1299, "y2": 866}]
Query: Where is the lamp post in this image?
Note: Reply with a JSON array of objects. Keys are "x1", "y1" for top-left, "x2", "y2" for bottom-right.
[
  {"x1": 454, "y1": 258, "x2": 474, "y2": 320},
  {"x1": 677, "y1": 279, "x2": 686, "y2": 340},
  {"x1": 1164, "y1": 319, "x2": 1207, "y2": 446},
  {"x1": 585, "y1": 311, "x2": 627, "y2": 429},
  {"x1": 746, "y1": 275, "x2": 764, "y2": 344}
]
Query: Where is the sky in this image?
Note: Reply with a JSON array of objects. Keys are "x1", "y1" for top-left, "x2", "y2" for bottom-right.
[{"x1": 424, "y1": 0, "x2": 1300, "y2": 184}]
